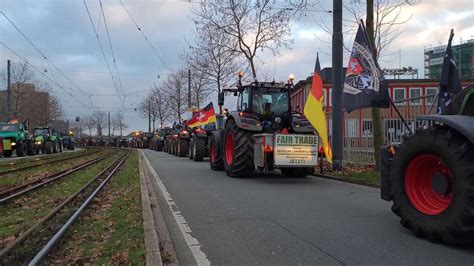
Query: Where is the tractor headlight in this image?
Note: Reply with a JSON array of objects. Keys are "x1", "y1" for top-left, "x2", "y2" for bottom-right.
[
  {"x1": 11, "y1": 142, "x2": 16, "y2": 146},
  {"x1": 35, "y1": 141, "x2": 42, "y2": 145}
]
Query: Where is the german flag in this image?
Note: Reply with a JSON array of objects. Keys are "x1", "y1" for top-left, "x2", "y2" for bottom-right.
[
  {"x1": 186, "y1": 102, "x2": 216, "y2": 128},
  {"x1": 304, "y1": 53, "x2": 333, "y2": 164}
]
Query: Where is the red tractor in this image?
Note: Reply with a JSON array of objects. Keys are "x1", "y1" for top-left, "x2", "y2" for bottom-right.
[{"x1": 380, "y1": 85, "x2": 474, "y2": 244}]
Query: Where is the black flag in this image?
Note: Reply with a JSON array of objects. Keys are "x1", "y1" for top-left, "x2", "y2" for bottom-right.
[
  {"x1": 437, "y1": 29, "x2": 462, "y2": 114},
  {"x1": 343, "y1": 21, "x2": 390, "y2": 113}
]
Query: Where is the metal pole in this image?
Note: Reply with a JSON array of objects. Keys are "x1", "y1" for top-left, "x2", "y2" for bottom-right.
[
  {"x1": 331, "y1": 0, "x2": 343, "y2": 171},
  {"x1": 108, "y1": 112, "x2": 110, "y2": 138},
  {"x1": 148, "y1": 99, "x2": 151, "y2": 134},
  {"x1": 188, "y1": 69, "x2": 191, "y2": 108},
  {"x1": 6, "y1": 60, "x2": 11, "y2": 122}
]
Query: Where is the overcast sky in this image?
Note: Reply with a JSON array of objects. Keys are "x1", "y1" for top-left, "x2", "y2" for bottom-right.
[{"x1": 1, "y1": 0, "x2": 473, "y2": 134}]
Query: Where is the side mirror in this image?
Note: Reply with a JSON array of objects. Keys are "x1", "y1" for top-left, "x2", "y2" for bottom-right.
[{"x1": 218, "y1": 92, "x2": 225, "y2": 106}]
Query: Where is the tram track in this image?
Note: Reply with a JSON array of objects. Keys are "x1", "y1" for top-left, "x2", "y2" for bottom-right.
[{"x1": 0, "y1": 150, "x2": 130, "y2": 264}]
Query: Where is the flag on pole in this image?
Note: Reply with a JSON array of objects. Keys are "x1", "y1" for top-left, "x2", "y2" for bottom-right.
[
  {"x1": 343, "y1": 21, "x2": 390, "y2": 113},
  {"x1": 186, "y1": 102, "x2": 217, "y2": 128},
  {"x1": 437, "y1": 29, "x2": 462, "y2": 114},
  {"x1": 304, "y1": 53, "x2": 333, "y2": 164}
]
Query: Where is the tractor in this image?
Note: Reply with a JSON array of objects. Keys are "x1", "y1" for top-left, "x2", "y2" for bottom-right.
[
  {"x1": 151, "y1": 127, "x2": 171, "y2": 151},
  {"x1": 33, "y1": 127, "x2": 63, "y2": 154},
  {"x1": 380, "y1": 84, "x2": 474, "y2": 244},
  {"x1": 166, "y1": 123, "x2": 190, "y2": 157},
  {"x1": 60, "y1": 130, "x2": 75, "y2": 150},
  {"x1": 188, "y1": 125, "x2": 213, "y2": 162},
  {"x1": 0, "y1": 120, "x2": 34, "y2": 157},
  {"x1": 209, "y1": 74, "x2": 318, "y2": 178}
]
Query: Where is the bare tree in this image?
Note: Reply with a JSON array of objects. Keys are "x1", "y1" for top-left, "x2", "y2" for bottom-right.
[
  {"x1": 163, "y1": 69, "x2": 189, "y2": 122},
  {"x1": 315, "y1": 0, "x2": 418, "y2": 60},
  {"x1": 193, "y1": 0, "x2": 305, "y2": 79},
  {"x1": 112, "y1": 112, "x2": 127, "y2": 136},
  {"x1": 93, "y1": 111, "x2": 107, "y2": 136},
  {"x1": 185, "y1": 26, "x2": 240, "y2": 113},
  {"x1": 1, "y1": 62, "x2": 35, "y2": 119},
  {"x1": 82, "y1": 115, "x2": 96, "y2": 136},
  {"x1": 138, "y1": 93, "x2": 159, "y2": 132},
  {"x1": 151, "y1": 85, "x2": 171, "y2": 129}
]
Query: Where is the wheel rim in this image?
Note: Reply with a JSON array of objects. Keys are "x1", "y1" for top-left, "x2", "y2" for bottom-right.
[
  {"x1": 225, "y1": 132, "x2": 234, "y2": 165},
  {"x1": 210, "y1": 143, "x2": 216, "y2": 162},
  {"x1": 405, "y1": 154, "x2": 454, "y2": 215}
]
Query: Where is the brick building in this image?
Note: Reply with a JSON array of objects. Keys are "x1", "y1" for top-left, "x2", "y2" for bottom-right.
[{"x1": 0, "y1": 82, "x2": 50, "y2": 129}]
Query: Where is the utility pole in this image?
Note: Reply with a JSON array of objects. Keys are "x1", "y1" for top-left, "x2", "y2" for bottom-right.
[
  {"x1": 148, "y1": 99, "x2": 151, "y2": 134},
  {"x1": 6, "y1": 60, "x2": 11, "y2": 122},
  {"x1": 108, "y1": 112, "x2": 111, "y2": 138},
  {"x1": 332, "y1": 0, "x2": 343, "y2": 171},
  {"x1": 188, "y1": 69, "x2": 191, "y2": 108}
]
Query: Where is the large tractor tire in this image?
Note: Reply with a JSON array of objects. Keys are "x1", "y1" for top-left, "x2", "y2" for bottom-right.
[
  {"x1": 189, "y1": 139, "x2": 194, "y2": 160},
  {"x1": 156, "y1": 141, "x2": 163, "y2": 151},
  {"x1": 280, "y1": 167, "x2": 313, "y2": 177},
  {"x1": 223, "y1": 120, "x2": 254, "y2": 177},
  {"x1": 209, "y1": 135, "x2": 224, "y2": 171},
  {"x1": 390, "y1": 126, "x2": 474, "y2": 244},
  {"x1": 3, "y1": 150, "x2": 12, "y2": 157},
  {"x1": 27, "y1": 143, "x2": 36, "y2": 156},
  {"x1": 59, "y1": 142, "x2": 63, "y2": 152},
  {"x1": 52, "y1": 142, "x2": 58, "y2": 153},
  {"x1": 177, "y1": 138, "x2": 188, "y2": 157},
  {"x1": 193, "y1": 137, "x2": 206, "y2": 162},
  {"x1": 45, "y1": 142, "x2": 53, "y2": 154},
  {"x1": 16, "y1": 142, "x2": 27, "y2": 157}
]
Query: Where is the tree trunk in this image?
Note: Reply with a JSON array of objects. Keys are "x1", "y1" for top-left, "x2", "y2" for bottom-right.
[
  {"x1": 366, "y1": 0, "x2": 383, "y2": 171},
  {"x1": 249, "y1": 57, "x2": 257, "y2": 80}
]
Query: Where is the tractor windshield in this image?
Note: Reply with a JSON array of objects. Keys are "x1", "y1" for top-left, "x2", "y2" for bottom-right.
[
  {"x1": 0, "y1": 123, "x2": 20, "y2": 132},
  {"x1": 34, "y1": 128, "x2": 48, "y2": 136},
  {"x1": 252, "y1": 88, "x2": 289, "y2": 115}
]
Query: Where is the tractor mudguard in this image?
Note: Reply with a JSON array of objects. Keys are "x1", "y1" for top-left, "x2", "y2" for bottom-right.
[
  {"x1": 417, "y1": 115, "x2": 474, "y2": 143},
  {"x1": 228, "y1": 112, "x2": 262, "y2": 132},
  {"x1": 380, "y1": 146, "x2": 395, "y2": 201}
]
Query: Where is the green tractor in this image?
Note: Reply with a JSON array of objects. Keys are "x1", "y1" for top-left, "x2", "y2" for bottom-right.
[
  {"x1": 0, "y1": 120, "x2": 35, "y2": 157},
  {"x1": 33, "y1": 127, "x2": 63, "y2": 154},
  {"x1": 380, "y1": 85, "x2": 474, "y2": 244}
]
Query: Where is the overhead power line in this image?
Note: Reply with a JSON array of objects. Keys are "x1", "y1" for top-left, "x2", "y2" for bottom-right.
[
  {"x1": 0, "y1": 41, "x2": 92, "y2": 113},
  {"x1": 119, "y1": 0, "x2": 170, "y2": 71},
  {"x1": 99, "y1": 0, "x2": 126, "y2": 107},
  {"x1": 0, "y1": 11, "x2": 96, "y2": 110},
  {"x1": 83, "y1": 0, "x2": 125, "y2": 108}
]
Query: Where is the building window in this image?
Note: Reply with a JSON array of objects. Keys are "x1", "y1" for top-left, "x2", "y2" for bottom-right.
[
  {"x1": 323, "y1": 89, "x2": 327, "y2": 107},
  {"x1": 410, "y1": 88, "x2": 422, "y2": 105},
  {"x1": 426, "y1": 87, "x2": 438, "y2": 106},
  {"x1": 393, "y1": 88, "x2": 406, "y2": 105},
  {"x1": 362, "y1": 119, "x2": 373, "y2": 137}
]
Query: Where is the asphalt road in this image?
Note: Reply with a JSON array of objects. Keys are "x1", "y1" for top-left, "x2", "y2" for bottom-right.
[{"x1": 142, "y1": 149, "x2": 474, "y2": 265}]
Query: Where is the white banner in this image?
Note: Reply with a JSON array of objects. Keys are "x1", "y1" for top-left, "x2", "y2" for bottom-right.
[{"x1": 274, "y1": 134, "x2": 318, "y2": 166}]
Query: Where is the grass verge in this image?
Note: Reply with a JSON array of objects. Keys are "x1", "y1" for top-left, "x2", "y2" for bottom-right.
[
  {"x1": 45, "y1": 150, "x2": 145, "y2": 264},
  {"x1": 319, "y1": 162, "x2": 379, "y2": 187}
]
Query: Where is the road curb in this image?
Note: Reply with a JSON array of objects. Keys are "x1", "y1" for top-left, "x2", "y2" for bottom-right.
[
  {"x1": 139, "y1": 152, "x2": 163, "y2": 266},
  {"x1": 311, "y1": 173, "x2": 380, "y2": 188}
]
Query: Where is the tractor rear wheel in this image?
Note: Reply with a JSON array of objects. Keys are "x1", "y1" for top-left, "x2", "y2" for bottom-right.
[
  {"x1": 209, "y1": 135, "x2": 224, "y2": 170},
  {"x1": 177, "y1": 138, "x2": 188, "y2": 157},
  {"x1": 223, "y1": 120, "x2": 254, "y2": 177},
  {"x1": 189, "y1": 139, "x2": 194, "y2": 160},
  {"x1": 45, "y1": 142, "x2": 53, "y2": 154},
  {"x1": 280, "y1": 167, "x2": 313, "y2": 177},
  {"x1": 16, "y1": 142, "x2": 27, "y2": 157},
  {"x1": 27, "y1": 143, "x2": 35, "y2": 156},
  {"x1": 390, "y1": 126, "x2": 474, "y2": 244},
  {"x1": 193, "y1": 137, "x2": 206, "y2": 162},
  {"x1": 52, "y1": 142, "x2": 58, "y2": 153},
  {"x1": 156, "y1": 141, "x2": 163, "y2": 151}
]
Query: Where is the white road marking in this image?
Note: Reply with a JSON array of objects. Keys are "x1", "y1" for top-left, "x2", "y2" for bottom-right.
[{"x1": 140, "y1": 151, "x2": 211, "y2": 266}]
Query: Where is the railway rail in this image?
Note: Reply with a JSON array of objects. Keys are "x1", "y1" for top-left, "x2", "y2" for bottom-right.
[
  {"x1": 0, "y1": 149, "x2": 99, "y2": 176},
  {"x1": 0, "y1": 152, "x2": 115, "y2": 204},
  {"x1": 0, "y1": 150, "x2": 129, "y2": 264}
]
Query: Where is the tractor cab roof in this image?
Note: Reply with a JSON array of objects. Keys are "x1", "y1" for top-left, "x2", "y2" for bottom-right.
[{"x1": 242, "y1": 81, "x2": 290, "y2": 90}]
